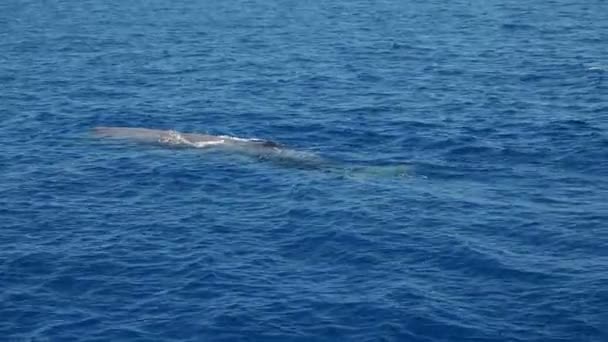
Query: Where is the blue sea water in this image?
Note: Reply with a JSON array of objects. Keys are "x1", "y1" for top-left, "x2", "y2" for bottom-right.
[{"x1": 1, "y1": 0, "x2": 607, "y2": 341}]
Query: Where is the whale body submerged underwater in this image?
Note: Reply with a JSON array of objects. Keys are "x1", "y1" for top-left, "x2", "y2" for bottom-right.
[
  {"x1": 94, "y1": 126, "x2": 327, "y2": 166},
  {"x1": 93, "y1": 126, "x2": 408, "y2": 176}
]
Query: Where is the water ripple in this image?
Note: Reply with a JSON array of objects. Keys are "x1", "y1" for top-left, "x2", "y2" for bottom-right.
[{"x1": 1, "y1": 0, "x2": 607, "y2": 341}]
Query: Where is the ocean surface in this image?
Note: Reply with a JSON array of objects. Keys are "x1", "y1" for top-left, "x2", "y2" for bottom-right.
[{"x1": 1, "y1": 0, "x2": 607, "y2": 341}]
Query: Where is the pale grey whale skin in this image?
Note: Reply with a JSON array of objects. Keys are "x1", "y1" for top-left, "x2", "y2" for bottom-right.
[
  {"x1": 93, "y1": 126, "x2": 322, "y2": 167},
  {"x1": 93, "y1": 126, "x2": 408, "y2": 176},
  {"x1": 94, "y1": 126, "x2": 281, "y2": 149}
]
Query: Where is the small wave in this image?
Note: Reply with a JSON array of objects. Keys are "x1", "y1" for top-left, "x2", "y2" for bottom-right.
[{"x1": 584, "y1": 63, "x2": 608, "y2": 72}]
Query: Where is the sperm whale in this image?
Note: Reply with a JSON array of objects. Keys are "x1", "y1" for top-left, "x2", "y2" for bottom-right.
[
  {"x1": 93, "y1": 126, "x2": 408, "y2": 176},
  {"x1": 94, "y1": 126, "x2": 280, "y2": 149},
  {"x1": 93, "y1": 126, "x2": 324, "y2": 167}
]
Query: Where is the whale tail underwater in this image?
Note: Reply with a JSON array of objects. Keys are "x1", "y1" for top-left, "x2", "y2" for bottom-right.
[{"x1": 92, "y1": 126, "x2": 408, "y2": 177}]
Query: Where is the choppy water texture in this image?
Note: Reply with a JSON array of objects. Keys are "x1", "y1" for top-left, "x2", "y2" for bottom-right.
[{"x1": 1, "y1": 0, "x2": 607, "y2": 341}]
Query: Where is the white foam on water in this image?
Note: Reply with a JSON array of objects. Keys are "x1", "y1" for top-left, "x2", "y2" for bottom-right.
[
  {"x1": 191, "y1": 140, "x2": 226, "y2": 148},
  {"x1": 156, "y1": 131, "x2": 229, "y2": 148},
  {"x1": 157, "y1": 130, "x2": 190, "y2": 146},
  {"x1": 217, "y1": 135, "x2": 257, "y2": 142}
]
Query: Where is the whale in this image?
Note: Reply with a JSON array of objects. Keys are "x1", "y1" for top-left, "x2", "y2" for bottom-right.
[
  {"x1": 94, "y1": 126, "x2": 282, "y2": 149},
  {"x1": 92, "y1": 126, "x2": 408, "y2": 176},
  {"x1": 93, "y1": 126, "x2": 325, "y2": 168}
]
